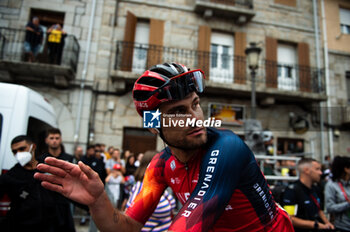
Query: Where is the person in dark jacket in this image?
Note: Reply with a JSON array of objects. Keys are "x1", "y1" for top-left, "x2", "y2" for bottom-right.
[
  {"x1": 80, "y1": 145, "x2": 107, "y2": 184},
  {"x1": 0, "y1": 135, "x2": 75, "y2": 231},
  {"x1": 282, "y1": 158, "x2": 334, "y2": 231},
  {"x1": 38, "y1": 128, "x2": 73, "y2": 163}
]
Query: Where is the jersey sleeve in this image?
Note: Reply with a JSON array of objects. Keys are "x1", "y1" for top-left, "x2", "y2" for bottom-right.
[
  {"x1": 125, "y1": 153, "x2": 167, "y2": 224},
  {"x1": 168, "y1": 130, "x2": 252, "y2": 231}
]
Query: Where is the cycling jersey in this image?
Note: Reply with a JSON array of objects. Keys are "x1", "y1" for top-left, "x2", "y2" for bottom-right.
[{"x1": 126, "y1": 128, "x2": 293, "y2": 231}]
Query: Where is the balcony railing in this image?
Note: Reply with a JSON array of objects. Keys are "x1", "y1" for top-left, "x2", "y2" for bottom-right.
[
  {"x1": 264, "y1": 60, "x2": 324, "y2": 94},
  {"x1": 114, "y1": 41, "x2": 325, "y2": 95},
  {"x1": 0, "y1": 27, "x2": 80, "y2": 72}
]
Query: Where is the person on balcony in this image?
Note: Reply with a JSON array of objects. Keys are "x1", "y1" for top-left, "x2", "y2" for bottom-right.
[
  {"x1": 47, "y1": 24, "x2": 66, "y2": 65},
  {"x1": 24, "y1": 16, "x2": 43, "y2": 62}
]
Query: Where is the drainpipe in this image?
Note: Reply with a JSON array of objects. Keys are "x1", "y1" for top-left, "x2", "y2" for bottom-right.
[
  {"x1": 320, "y1": 0, "x2": 334, "y2": 160},
  {"x1": 313, "y1": 0, "x2": 325, "y2": 163},
  {"x1": 74, "y1": 0, "x2": 97, "y2": 145}
]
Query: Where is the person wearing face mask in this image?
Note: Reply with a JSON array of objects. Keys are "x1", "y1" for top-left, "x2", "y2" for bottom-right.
[{"x1": 0, "y1": 135, "x2": 75, "y2": 232}]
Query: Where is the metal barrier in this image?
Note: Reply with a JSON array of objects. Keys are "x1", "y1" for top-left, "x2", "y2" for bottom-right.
[{"x1": 255, "y1": 155, "x2": 301, "y2": 181}]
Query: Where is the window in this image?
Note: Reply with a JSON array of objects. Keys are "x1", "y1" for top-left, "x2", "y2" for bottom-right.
[
  {"x1": 27, "y1": 116, "x2": 53, "y2": 158},
  {"x1": 340, "y1": 8, "x2": 350, "y2": 34},
  {"x1": 277, "y1": 138, "x2": 304, "y2": 155},
  {"x1": 210, "y1": 32, "x2": 234, "y2": 83},
  {"x1": 277, "y1": 43, "x2": 297, "y2": 90},
  {"x1": 132, "y1": 21, "x2": 150, "y2": 73}
]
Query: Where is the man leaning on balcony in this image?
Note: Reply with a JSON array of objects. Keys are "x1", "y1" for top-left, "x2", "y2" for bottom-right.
[{"x1": 24, "y1": 16, "x2": 43, "y2": 62}]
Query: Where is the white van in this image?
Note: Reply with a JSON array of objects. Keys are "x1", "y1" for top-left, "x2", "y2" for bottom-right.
[{"x1": 0, "y1": 83, "x2": 57, "y2": 173}]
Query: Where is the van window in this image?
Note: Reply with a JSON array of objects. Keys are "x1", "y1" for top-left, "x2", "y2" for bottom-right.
[{"x1": 27, "y1": 116, "x2": 53, "y2": 158}]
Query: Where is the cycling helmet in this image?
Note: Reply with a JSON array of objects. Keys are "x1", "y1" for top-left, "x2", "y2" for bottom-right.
[{"x1": 133, "y1": 62, "x2": 205, "y2": 116}]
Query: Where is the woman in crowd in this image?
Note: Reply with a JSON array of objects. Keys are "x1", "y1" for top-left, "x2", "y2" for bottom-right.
[
  {"x1": 325, "y1": 156, "x2": 350, "y2": 232},
  {"x1": 105, "y1": 163, "x2": 125, "y2": 208}
]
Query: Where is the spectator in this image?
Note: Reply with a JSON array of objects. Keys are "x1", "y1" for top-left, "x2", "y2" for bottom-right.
[
  {"x1": 134, "y1": 152, "x2": 144, "y2": 167},
  {"x1": 38, "y1": 128, "x2": 73, "y2": 163},
  {"x1": 73, "y1": 145, "x2": 84, "y2": 164},
  {"x1": 105, "y1": 163, "x2": 125, "y2": 208},
  {"x1": 125, "y1": 154, "x2": 137, "y2": 176},
  {"x1": 0, "y1": 135, "x2": 75, "y2": 231},
  {"x1": 325, "y1": 156, "x2": 350, "y2": 232},
  {"x1": 263, "y1": 130, "x2": 274, "y2": 156},
  {"x1": 126, "y1": 150, "x2": 176, "y2": 232},
  {"x1": 47, "y1": 23, "x2": 66, "y2": 65},
  {"x1": 107, "y1": 146, "x2": 114, "y2": 159},
  {"x1": 80, "y1": 145, "x2": 106, "y2": 184},
  {"x1": 120, "y1": 149, "x2": 131, "y2": 168},
  {"x1": 24, "y1": 16, "x2": 43, "y2": 62},
  {"x1": 282, "y1": 158, "x2": 334, "y2": 231},
  {"x1": 105, "y1": 148, "x2": 123, "y2": 175},
  {"x1": 101, "y1": 143, "x2": 111, "y2": 160}
]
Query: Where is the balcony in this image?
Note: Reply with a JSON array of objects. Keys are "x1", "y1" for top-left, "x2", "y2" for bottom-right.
[
  {"x1": 0, "y1": 27, "x2": 80, "y2": 87},
  {"x1": 194, "y1": 0, "x2": 255, "y2": 24},
  {"x1": 111, "y1": 41, "x2": 326, "y2": 103},
  {"x1": 341, "y1": 106, "x2": 350, "y2": 126}
]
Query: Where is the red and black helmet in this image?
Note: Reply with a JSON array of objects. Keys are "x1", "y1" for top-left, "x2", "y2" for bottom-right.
[{"x1": 132, "y1": 62, "x2": 205, "y2": 116}]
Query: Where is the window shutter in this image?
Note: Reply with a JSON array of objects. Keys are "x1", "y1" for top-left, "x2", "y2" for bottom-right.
[
  {"x1": 234, "y1": 32, "x2": 246, "y2": 84},
  {"x1": 298, "y1": 42, "x2": 311, "y2": 92},
  {"x1": 198, "y1": 25, "x2": 211, "y2": 80},
  {"x1": 265, "y1": 37, "x2": 277, "y2": 88},
  {"x1": 274, "y1": 0, "x2": 296, "y2": 7},
  {"x1": 147, "y1": 19, "x2": 164, "y2": 69},
  {"x1": 121, "y1": 11, "x2": 137, "y2": 71}
]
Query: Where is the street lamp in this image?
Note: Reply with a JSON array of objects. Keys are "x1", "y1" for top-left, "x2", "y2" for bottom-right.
[{"x1": 245, "y1": 42, "x2": 262, "y2": 119}]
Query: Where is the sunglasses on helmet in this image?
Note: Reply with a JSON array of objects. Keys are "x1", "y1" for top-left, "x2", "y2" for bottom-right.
[{"x1": 154, "y1": 69, "x2": 205, "y2": 101}]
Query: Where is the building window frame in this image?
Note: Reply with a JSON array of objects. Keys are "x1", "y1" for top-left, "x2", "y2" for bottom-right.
[{"x1": 340, "y1": 7, "x2": 350, "y2": 34}]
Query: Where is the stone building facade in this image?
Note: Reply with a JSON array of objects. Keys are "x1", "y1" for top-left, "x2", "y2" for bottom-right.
[{"x1": 0, "y1": 0, "x2": 349, "y2": 160}]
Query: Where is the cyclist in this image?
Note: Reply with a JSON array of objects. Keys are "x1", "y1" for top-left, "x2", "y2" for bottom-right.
[{"x1": 35, "y1": 63, "x2": 294, "y2": 231}]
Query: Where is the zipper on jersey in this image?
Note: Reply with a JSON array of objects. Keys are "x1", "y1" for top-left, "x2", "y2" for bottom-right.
[{"x1": 184, "y1": 162, "x2": 192, "y2": 194}]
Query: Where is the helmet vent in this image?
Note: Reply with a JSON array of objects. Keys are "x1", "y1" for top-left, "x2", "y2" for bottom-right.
[{"x1": 137, "y1": 76, "x2": 164, "y2": 87}]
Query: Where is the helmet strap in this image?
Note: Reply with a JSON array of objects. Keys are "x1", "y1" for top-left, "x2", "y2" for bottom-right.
[{"x1": 158, "y1": 127, "x2": 187, "y2": 150}]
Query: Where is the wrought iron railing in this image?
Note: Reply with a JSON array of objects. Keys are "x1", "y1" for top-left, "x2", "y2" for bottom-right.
[
  {"x1": 115, "y1": 41, "x2": 325, "y2": 94},
  {"x1": 0, "y1": 27, "x2": 80, "y2": 72},
  {"x1": 264, "y1": 60, "x2": 325, "y2": 94},
  {"x1": 197, "y1": 0, "x2": 253, "y2": 9}
]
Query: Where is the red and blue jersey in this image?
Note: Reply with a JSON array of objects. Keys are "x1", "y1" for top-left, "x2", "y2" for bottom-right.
[{"x1": 126, "y1": 128, "x2": 293, "y2": 231}]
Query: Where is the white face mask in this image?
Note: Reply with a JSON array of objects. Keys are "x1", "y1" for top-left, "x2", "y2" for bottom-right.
[{"x1": 15, "y1": 144, "x2": 33, "y2": 167}]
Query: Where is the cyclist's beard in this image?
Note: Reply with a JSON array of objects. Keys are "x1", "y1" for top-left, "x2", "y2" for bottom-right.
[{"x1": 159, "y1": 128, "x2": 207, "y2": 150}]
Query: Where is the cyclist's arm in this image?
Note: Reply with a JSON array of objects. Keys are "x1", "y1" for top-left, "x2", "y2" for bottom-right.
[
  {"x1": 125, "y1": 153, "x2": 168, "y2": 224},
  {"x1": 169, "y1": 133, "x2": 250, "y2": 231},
  {"x1": 89, "y1": 191, "x2": 143, "y2": 232}
]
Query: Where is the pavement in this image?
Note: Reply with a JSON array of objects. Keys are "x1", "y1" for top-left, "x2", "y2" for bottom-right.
[{"x1": 73, "y1": 208, "x2": 92, "y2": 232}]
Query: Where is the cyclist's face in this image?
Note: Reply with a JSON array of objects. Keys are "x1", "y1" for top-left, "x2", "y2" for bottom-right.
[{"x1": 159, "y1": 92, "x2": 207, "y2": 150}]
